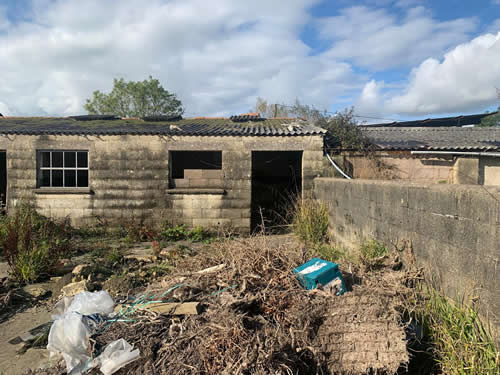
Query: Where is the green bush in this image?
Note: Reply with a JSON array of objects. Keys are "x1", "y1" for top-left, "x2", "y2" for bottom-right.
[
  {"x1": 292, "y1": 198, "x2": 329, "y2": 244},
  {"x1": 360, "y1": 239, "x2": 387, "y2": 265},
  {"x1": 161, "y1": 223, "x2": 188, "y2": 241},
  {"x1": 188, "y1": 226, "x2": 214, "y2": 243},
  {"x1": 416, "y1": 288, "x2": 499, "y2": 375},
  {"x1": 1, "y1": 203, "x2": 71, "y2": 283}
]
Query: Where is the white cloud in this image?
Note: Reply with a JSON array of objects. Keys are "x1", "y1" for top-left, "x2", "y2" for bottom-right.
[
  {"x1": 318, "y1": 5, "x2": 477, "y2": 70},
  {"x1": 357, "y1": 32, "x2": 500, "y2": 115},
  {"x1": 0, "y1": 0, "x2": 366, "y2": 116}
]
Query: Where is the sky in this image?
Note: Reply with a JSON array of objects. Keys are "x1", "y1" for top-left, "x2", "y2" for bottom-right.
[{"x1": 0, "y1": 0, "x2": 499, "y2": 122}]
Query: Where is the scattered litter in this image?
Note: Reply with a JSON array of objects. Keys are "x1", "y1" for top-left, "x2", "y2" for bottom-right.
[
  {"x1": 293, "y1": 257, "x2": 346, "y2": 295},
  {"x1": 8, "y1": 321, "x2": 52, "y2": 347},
  {"x1": 46, "y1": 290, "x2": 139, "y2": 374},
  {"x1": 95, "y1": 338, "x2": 140, "y2": 375}
]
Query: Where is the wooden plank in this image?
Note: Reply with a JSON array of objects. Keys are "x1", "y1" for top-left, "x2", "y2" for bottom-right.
[
  {"x1": 143, "y1": 302, "x2": 200, "y2": 315},
  {"x1": 116, "y1": 302, "x2": 201, "y2": 315},
  {"x1": 195, "y1": 264, "x2": 225, "y2": 275}
]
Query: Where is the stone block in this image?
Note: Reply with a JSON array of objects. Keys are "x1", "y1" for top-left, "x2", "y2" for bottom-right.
[
  {"x1": 202, "y1": 170, "x2": 223, "y2": 179},
  {"x1": 172, "y1": 179, "x2": 189, "y2": 188},
  {"x1": 61, "y1": 280, "x2": 88, "y2": 297},
  {"x1": 184, "y1": 169, "x2": 203, "y2": 178},
  {"x1": 188, "y1": 178, "x2": 208, "y2": 187}
]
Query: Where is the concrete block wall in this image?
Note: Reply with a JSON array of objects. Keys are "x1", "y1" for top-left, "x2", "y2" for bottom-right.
[
  {"x1": 0, "y1": 133, "x2": 324, "y2": 233},
  {"x1": 330, "y1": 152, "x2": 500, "y2": 187},
  {"x1": 172, "y1": 169, "x2": 223, "y2": 188},
  {"x1": 314, "y1": 177, "x2": 500, "y2": 342}
]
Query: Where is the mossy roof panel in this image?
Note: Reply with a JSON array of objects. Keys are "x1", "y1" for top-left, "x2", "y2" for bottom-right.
[{"x1": 0, "y1": 117, "x2": 326, "y2": 136}]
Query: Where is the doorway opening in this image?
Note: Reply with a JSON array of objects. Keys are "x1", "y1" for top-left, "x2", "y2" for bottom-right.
[
  {"x1": 0, "y1": 152, "x2": 6, "y2": 212},
  {"x1": 251, "y1": 151, "x2": 302, "y2": 233}
]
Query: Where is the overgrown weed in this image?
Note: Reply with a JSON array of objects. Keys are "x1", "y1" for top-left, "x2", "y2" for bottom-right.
[
  {"x1": 1, "y1": 202, "x2": 72, "y2": 283},
  {"x1": 411, "y1": 286, "x2": 499, "y2": 375},
  {"x1": 292, "y1": 198, "x2": 328, "y2": 244},
  {"x1": 360, "y1": 239, "x2": 388, "y2": 269}
]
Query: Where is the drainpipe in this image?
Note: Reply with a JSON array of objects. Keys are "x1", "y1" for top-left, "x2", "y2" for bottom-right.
[
  {"x1": 325, "y1": 153, "x2": 352, "y2": 179},
  {"x1": 410, "y1": 151, "x2": 500, "y2": 157}
]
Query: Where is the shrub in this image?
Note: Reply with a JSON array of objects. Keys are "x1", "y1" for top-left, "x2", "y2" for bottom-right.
[
  {"x1": 1, "y1": 203, "x2": 71, "y2": 283},
  {"x1": 161, "y1": 223, "x2": 188, "y2": 241},
  {"x1": 188, "y1": 226, "x2": 214, "y2": 243},
  {"x1": 292, "y1": 198, "x2": 329, "y2": 244},
  {"x1": 415, "y1": 288, "x2": 499, "y2": 375},
  {"x1": 122, "y1": 219, "x2": 155, "y2": 243},
  {"x1": 360, "y1": 239, "x2": 387, "y2": 266}
]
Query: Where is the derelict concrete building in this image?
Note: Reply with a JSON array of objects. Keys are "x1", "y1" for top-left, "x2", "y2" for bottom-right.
[{"x1": 0, "y1": 114, "x2": 326, "y2": 233}]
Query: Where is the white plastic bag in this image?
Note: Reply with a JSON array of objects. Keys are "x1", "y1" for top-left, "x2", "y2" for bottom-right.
[
  {"x1": 47, "y1": 291, "x2": 115, "y2": 374},
  {"x1": 68, "y1": 291, "x2": 115, "y2": 316},
  {"x1": 47, "y1": 312, "x2": 92, "y2": 374},
  {"x1": 97, "y1": 339, "x2": 140, "y2": 375}
]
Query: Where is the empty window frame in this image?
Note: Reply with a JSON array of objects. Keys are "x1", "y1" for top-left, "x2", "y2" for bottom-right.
[
  {"x1": 170, "y1": 151, "x2": 222, "y2": 179},
  {"x1": 37, "y1": 150, "x2": 89, "y2": 188}
]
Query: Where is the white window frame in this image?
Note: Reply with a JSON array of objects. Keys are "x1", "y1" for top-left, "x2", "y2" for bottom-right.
[{"x1": 37, "y1": 150, "x2": 89, "y2": 188}]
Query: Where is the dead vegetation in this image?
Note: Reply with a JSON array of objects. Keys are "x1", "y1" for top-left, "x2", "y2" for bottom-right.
[{"x1": 57, "y1": 234, "x2": 417, "y2": 375}]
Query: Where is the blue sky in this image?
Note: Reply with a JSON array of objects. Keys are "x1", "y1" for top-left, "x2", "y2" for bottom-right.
[{"x1": 0, "y1": 0, "x2": 499, "y2": 122}]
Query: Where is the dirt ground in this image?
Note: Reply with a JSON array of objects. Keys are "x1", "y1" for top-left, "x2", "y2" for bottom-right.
[
  {"x1": 0, "y1": 306, "x2": 53, "y2": 375},
  {"x1": 1, "y1": 234, "x2": 419, "y2": 375}
]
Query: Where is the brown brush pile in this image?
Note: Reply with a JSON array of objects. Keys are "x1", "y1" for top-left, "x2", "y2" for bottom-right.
[
  {"x1": 93, "y1": 235, "x2": 329, "y2": 374},
  {"x1": 26, "y1": 235, "x2": 421, "y2": 375}
]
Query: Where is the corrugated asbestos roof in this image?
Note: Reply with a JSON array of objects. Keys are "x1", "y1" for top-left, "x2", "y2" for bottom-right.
[
  {"x1": 362, "y1": 112, "x2": 495, "y2": 128},
  {"x1": 362, "y1": 127, "x2": 500, "y2": 151},
  {"x1": 0, "y1": 117, "x2": 326, "y2": 137}
]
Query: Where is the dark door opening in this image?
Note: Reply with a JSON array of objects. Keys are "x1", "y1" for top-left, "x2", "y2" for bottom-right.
[
  {"x1": 0, "y1": 152, "x2": 6, "y2": 212},
  {"x1": 251, "y1": 151, "x2": 302, "y2": 232}
]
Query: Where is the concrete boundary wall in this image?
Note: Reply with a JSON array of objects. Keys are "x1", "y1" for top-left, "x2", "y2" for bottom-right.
[{"x1": 314, "y1": 177, "x2": 500, "y2": 341}]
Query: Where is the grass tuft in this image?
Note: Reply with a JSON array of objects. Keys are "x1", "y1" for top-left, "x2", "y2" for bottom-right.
[
  {"x1": 414, "y1": 287, "x2": 499, "y2": 375},
  {"x1": 1, "y1": 202, "x2": 72, "y2": 283},
  {"x1": 292, "y1": 198, "x2": 328, "y2": 245}
]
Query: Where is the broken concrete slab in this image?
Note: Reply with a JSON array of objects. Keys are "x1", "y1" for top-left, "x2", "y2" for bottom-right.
[
  {"x1": 71, "y1": 264, "x2": 89, "y2": 276},
  {"x1": 61, "y1": 280, "x2": 88, "y2": 297},
  {"x1": 22, "y1": 285, "x2": 50, "y2": 299},
  {"x1": 124, "y1": 248, "x2": 155, "y2": 263}
]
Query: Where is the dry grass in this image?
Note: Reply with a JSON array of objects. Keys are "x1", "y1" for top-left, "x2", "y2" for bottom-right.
[{"x1": 292, "y1": 198, "x2": 329, "y2": 245}]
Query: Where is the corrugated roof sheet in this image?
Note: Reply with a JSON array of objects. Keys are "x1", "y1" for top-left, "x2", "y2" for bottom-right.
[
  {"x1": 0, "y1": 117, "x2": 326, "y2": 137},
  {"x1": 362, "y1": 112, "x2": 495, "y2": 128},
  {"x1": 362, "y1": 127, "x2": 500, "y2": 151}
]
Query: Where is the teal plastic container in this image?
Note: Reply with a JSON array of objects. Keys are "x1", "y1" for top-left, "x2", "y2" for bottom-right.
[{"x1": 293, "y1": 258, "x2": 346, "y2": 295}]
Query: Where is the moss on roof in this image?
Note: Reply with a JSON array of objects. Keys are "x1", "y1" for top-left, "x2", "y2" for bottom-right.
[{"x1": 0, "y1": 117, "x2": 326, "y2": 136}]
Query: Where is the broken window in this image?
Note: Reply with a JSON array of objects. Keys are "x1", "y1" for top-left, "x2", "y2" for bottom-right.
[
  {"x1": 170, "y1": 151, "x2": 223, "y2": 188},
  {"x1": 37, "y1": 151, "x2": 89, "y2": 188}
]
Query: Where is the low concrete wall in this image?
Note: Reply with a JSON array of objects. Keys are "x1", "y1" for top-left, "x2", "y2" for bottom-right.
[{"x1": 314, "y1": 177, "x2": 500, "y2": 341}]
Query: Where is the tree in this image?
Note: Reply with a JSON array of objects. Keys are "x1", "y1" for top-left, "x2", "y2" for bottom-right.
[
  {"x1": 254, "y1": 97, "x2": 328, "y2": 121},
  {"x1": 84, "y1": 76, "x2": 183, "y2": 118},
  {"x1": 317, "y1": 107, "x2": 369, "y2": 151},
  {"x1": 479, "y1": 107, "x2": 500, "y2": 127},
  {"x1": 255, "y1": 97, "x2": 289, "y2": 118}
]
